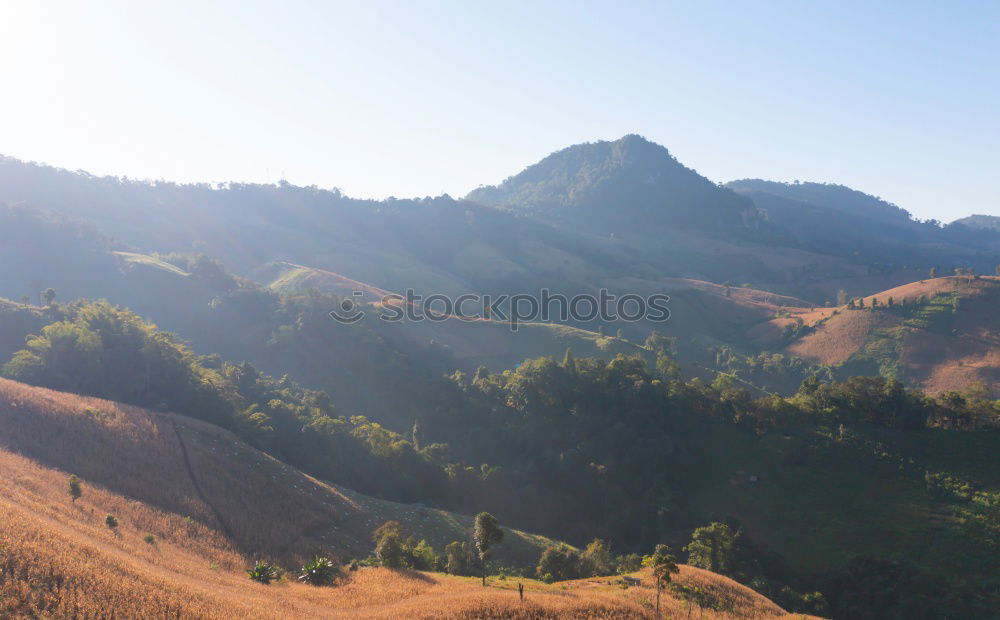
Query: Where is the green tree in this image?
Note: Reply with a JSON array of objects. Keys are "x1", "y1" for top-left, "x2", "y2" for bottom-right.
[
  {"x1": 375, "y1": 530, "x2": 405, "y2": 568},
  {"x1": 616, "y1": 553, "x2": 643, "y2": 574},
  {"x1": 580, "y1": 539, "x2": 613, "y2": 576},
  {"x1": 473, "y1": 512, "x2": 504, "y2": 586},
  {"x1": 651, "y1": 544, "x2": 680, "y2": 615},
  {"x1": 105, "y1": 514, "x2": 118, "y2": 530},
  {"x1": 445, "y1": 541, "x2": 473, "y2": 576},
  {"x1": 68, "y1": 474, "x2": 82, "y2": 503},
  {"x1": 536, "y1": 546, "x2": 580, "y2": 582},
  {"x1": 373, "y1": 521, "x2": 407, "y2": 569},
  {"x1": 409, "y1": 540, "x2": 440, "y2": 571},
  {"x1": 684, "y1": 522, "x2": 738, "y2": 575},
  {"x1": 42, "y1": 288, "x2": 56, "y2": 306}
]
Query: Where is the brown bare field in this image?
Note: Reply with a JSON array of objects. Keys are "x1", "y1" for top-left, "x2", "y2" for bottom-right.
[
  {"x1": 760, "y1": 276, "x2": 1000, "y2": 392},
  {"x1": 785, "y1": 311, "x2": 899, "y2": 366},
  {"x1": 0, "y1": 378, "x2": 802, "y2": 618}
]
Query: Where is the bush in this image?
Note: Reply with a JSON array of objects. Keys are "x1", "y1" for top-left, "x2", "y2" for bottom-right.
[
  {"x1": 248, "y1": 560, "x2": 281, "y2": 584},
  {"x1": 299, "y1": 556, "x2": 339, "y2": 586},
  {"x1": 143, "y1": 534, "x2": 156, "y2": 545},
  {"x1": 105, "y1": 514, "x2": 118, "y2": 530}
]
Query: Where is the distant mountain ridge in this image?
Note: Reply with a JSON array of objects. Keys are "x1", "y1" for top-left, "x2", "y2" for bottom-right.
[
  {"x1": 726, "y1": 179, "x2": 916, "y2": 226},
  {"x1": 468, "y1": 134, "x2": 759, "y2": 231},
  {"x1": 954, "y1": 214, "x2": 1000, "y2": 232}
]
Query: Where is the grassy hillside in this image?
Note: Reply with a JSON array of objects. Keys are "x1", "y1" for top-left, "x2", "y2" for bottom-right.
[
  {"x1": 0, "y1": 377, "x2": 800, "y2": 619},
  {"x1": 0, "y1": 378, "x2": 556, "y2": 566}
]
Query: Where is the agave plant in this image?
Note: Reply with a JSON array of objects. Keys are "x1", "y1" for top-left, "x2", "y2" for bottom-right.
[
  {"x1": 299, "y1": 556, "x2": 339, "y2": 586},
  {"x1": 247, "y1": 560, "x2": 281, "y2": 584}
]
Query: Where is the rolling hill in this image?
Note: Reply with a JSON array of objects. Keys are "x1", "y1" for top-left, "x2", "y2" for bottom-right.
[{"x1": 0, "y1": 377, "x2": 800, "y2": 619}]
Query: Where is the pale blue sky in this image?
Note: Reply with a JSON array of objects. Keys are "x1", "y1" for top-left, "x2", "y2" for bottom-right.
[{"x1": 1, "y1": 1, "x2": 997, "y2": 221}]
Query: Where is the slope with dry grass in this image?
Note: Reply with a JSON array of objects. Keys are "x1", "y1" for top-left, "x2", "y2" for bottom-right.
[
  {"x1": 0, "y1": 377, "x2": 800, "y2": 618},
  {"x1": 0, "y1": 378, "x2": 558, "y2": 566}
]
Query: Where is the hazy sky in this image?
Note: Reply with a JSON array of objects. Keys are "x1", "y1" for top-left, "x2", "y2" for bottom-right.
[{"x1": 1, "y1": 1, "x2": 997, "y2": 221}]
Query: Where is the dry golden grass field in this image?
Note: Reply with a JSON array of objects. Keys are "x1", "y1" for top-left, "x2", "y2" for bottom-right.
[{"x1": 0, "y1": 377, "x2": 809, "y2": 618}]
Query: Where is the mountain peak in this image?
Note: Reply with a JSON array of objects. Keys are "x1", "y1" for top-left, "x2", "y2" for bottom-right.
[{"x1": 467, "y1": 135, "x2": 755, "y2": 231}]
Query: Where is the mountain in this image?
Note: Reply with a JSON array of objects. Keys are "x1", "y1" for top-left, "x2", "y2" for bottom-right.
[{"x1": 468, "y1": 134, "x2": 759, "y2": 232}]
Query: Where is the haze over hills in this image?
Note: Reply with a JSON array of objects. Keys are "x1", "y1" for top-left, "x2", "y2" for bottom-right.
[
  {"x1": 1, "y1": 135, "x2": 999, "y2": 618},
  {"x1": 3, "y1": 134, "x2": 1000, "y2": 399}
]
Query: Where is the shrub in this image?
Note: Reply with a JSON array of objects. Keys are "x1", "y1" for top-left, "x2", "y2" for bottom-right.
[
  {"x1": 105, "y1": 514, "x2": 118, "y2": 530},
  {"x1": 143, "y1": 534, "x2": 156, "y2": 545},
  {"x1": 248, "y1": 560, "x2": 281, "y2": 584},
  {"x1": 299, "y1": 556, "x2": 339, "y2": 586}
]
